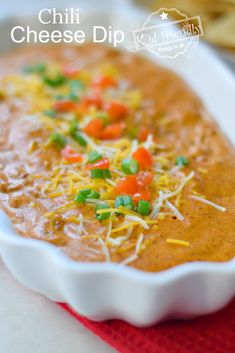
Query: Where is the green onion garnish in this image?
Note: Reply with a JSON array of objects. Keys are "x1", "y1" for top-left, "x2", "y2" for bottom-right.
[
  {"x1": 43, "y1": 109, "x2": 56, "y2": 118},
  {"x1": 72, "y1": 131, "x2": 87, "y2": 147},
  {"x1": 95, "y1": 203, "x2": 111, "y2": 221},
  {"x1": 74, "y1": 193, "x2": 86, "y2": 204},
  {"x1": 50, "y1": 132, "x2": 67, "y2": 149},
  {"x1": 91, "y1": 169, "x2": 111, "y2": 179},
  {"x1": 75, "y1": 189, "x2": 100, "y2": 204},
  {"x1": 22, "y1": 63, "x2": 46, "y2": 75},
  {"x1": 68, "y1": 92, "x2": 80, "y2": 102},
  {"x1": 115, "y1": 195, "x2": 134, "y2": 210},
  {"x1": 87, "y1": 190, "x2": 100, "y2": 199},
  {"x1": 129, "y1": 127, "x2": 138, "y2": 139},
  {"x1": 137, "y1": 200, "x2": 150, "y2": 215},
  {"x1": 55, "y1": 93, "x2": 79, "y2": 102},
  {"x1": 43, "y1": 74, "x2": 65, "y2": 87},
  {"x1": 88, "y1": 151, "x2": 103, "y2": 163},
  {"x1": 176, "y1": 156, "x2": 189, "y2": 167},
  {"x1": 121, "y1": 158, "x2": 139, "y2": 175},
  {"x1": 69, "y1": 120, "x2": 79, "y2": 135},
  {"x1": 79, "y1": 189, "x2": 92, "y2": 196},
  {"x1": 69, "y1": 80, "x2": 85, "y2": 92}
]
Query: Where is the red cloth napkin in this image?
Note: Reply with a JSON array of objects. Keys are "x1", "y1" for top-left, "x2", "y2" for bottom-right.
[{"x1": 58, "y1": 299, "x2": 235, "y2": 353}]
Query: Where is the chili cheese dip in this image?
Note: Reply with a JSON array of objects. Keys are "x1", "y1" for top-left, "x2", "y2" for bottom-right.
[{"x1": 0, "y1": 44, "x2": 234, "y2": 272}]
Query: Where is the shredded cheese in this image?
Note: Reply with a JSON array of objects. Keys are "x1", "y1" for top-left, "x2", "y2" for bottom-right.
[
  {"x1": 125, "y1": 215, "x2": 149, "y2": 230},
  {"x1": 144, "y1": 134, "x2": 153, "y2": 149},
  {"x1": 162, "y1": 171, "x2": 195, "y2": 200},
  {"x1": 120, "y1": 253, "x2": 138, "y2": 266},
  {"x1": 166, "y1": 238, "x2": 190, "y2": 247},
  {"x1": 135, "y1": 233, "x2": 144, "y2": 255},
  {"x1": 190, "y1": 195, "x2": 226, "y2": 212},
  {"x1": 77, "y1": 214, "x2": 88, "y2": 235},
  {"x1": 98, "y1": 237, "x2": 111, "y2": 262},
  {"x1": 166, "y1": 200, "x2": 184, "y2": 221}
]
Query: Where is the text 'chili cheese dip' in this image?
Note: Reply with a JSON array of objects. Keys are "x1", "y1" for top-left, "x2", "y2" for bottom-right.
[{"x1": 0, "y1": 44, "x2": 234, "y2": 272}]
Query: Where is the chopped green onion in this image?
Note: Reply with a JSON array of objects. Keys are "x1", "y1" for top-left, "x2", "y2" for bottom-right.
[
  {"x1": 55, "y1": 93, "x2": 79, "y2": 102},
  {"x1": 72, "y1": 131, "x2": 87, "y2": 147},
  {"x1": 121, "y1": 158, "x2": 139, "y2": 175},
  {"x1": 43, "y1": 74, "x2": 65, "y2": 87},
  {"x1": 74, "y1": 193, "x2": 86, "y2": 204},
  {"x1": 129, "y1": 127, "x2": 138, "y2": 139},
  {"x1": 95, "y1": 203, "x2": 111, "y2": 221},
  {"x1": 68, "y1": 92, "x2": 80, "y2": 102},
  {"x1": 115, "y1": 195, "x2": 134, "y2": 210},
  {"x1": 54, "y1": 94, "x2": 65, "y2": 100},
  {"x1": 69, "y1": 80, "x2": 85, "y2": 92},
  {"x1": 22, "y1": 63, "x2": 46, "y2": 75},
  {"x1": 79, "y1": 189, "x2": 92, "y2": 197},
  {"x1": 176, "y1": 156, "x2": 189, "y2": 167},
  {"x1": 91, "y1": 169, "x2": 111, "y2": 179},
  {"x1": 43, "y1": 109, "x2": 56, "y2": 118},
  {"x1": 88, "y1": 190, "x2": 100, "y2": 199},
  {"x1": 69, "y1": 121, "x2": 87, "y2": 147},
  {"x1": 75, "y1": 189, "x2": 100, "y2": 203},
  {"x1": 50, "y1": 132, "x2": 67, "y2": 149},
  {"x1": 115, "y1": 196, "x2": 124, "y2": 208},
  {"x1": 69, "y1": 120, "x2": 79, "y2": 135},
  {"x1": 88, "y1": 151, "x2": 103, "y2": 163},
  {"x1": 137, "y1": 200, "x2": 150, "y2": 215}
]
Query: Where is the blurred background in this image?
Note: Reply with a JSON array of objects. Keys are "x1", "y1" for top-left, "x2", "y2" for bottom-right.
[{"x1": 138, "y1": 0, "x2": 235, "y2": 70}]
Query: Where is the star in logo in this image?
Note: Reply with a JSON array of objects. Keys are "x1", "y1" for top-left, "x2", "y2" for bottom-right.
[{"x1": 160, "y1": 11, "x2": 168, "y2": 20}]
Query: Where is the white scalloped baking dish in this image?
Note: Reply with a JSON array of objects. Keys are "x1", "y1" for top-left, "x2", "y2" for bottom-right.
[{"x1": 0, "y1": 4, "x2": 235, "y2": 327}]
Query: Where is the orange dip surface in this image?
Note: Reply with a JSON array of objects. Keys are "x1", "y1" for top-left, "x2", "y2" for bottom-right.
[{"x1": 0, "y1": 44, "x2": 235, "y2": 272}]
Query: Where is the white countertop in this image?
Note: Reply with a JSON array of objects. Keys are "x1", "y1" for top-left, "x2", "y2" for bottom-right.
[{"x1": 0, "y1": 259, "x2": 116, "y2": 353}]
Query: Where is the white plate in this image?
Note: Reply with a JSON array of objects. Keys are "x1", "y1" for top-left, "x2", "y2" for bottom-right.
[{"x1": 0, "y1": 4, "x2": 235, "y2": 326}]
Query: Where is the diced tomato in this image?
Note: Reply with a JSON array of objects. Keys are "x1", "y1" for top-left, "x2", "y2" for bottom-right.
[
  {"x1": 137, "y1": 126, "x2": 152, "y2": 142},
  {"x1": 92, "y1": 75, "x2": 117, "y2": 89},
  {"x1": 86, "y1": 157, "x2": 110, "y2": 170},
  {"x1": 114, "y1": 175, "x2": 138, "y2": 195},
  {"x1": 105, "y1": 101, "x2": 129, "y2": 121},
  {"x1": 133, "y1": 189, "x2": 151, "y2": 202},
  {"x1": 83, "y1": 118, "x2": 104, "y2": 138},
  {"x1": 53, "y1": 100, "x2": 76, "y2": 112},
  {"x1": 82, "y1": 95, "x2": 103, "y2": 109},
  {"x1": 61, "y1": 145, "x2": 83, "y2": 163},
  {"x1": 75, "y1": 96, "x2": 103, "y2": 116},
  {"x1": 101, "y1": 122, "x2": 125, "y2": 140},
  {"x1": 136, "y1": 171, "x2": 154, "y2": 188},
  {"x1": 132, "y1": 147, "x2": 153, "y2": 169},
  {"x1": 62, "y1": 66, "x2": 79, "y2": 78}
]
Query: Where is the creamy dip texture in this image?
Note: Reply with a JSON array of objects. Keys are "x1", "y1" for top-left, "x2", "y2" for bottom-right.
[{"x1": 0, "y1": 44, "x2": 234, "y2": 272}]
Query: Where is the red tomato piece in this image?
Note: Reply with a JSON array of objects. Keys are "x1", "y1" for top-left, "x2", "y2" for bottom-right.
[
  {"x1": 61, "y1": 146, "x2": 83, "y2": 163},
  {"x1": 136, "y1": 171, "x2": 154, "y2": 188},
  {"x1": 137, "y1": 126, "x2": 152, "y2": 142},
  {"x1": 53, "y1": 100, "x2": 76, "y2": 112},
  {"x1": 86, "y1": 157, "x2": 110, "y2": 170},
  {"x1": 132, "y1": 147, "x2": 153, "y2": 169},
  {"x1": 101, "y1": 122, "x2": 125, "y2": 140},
  {"x1": 83, "y1": 118, "x2": 104, "y2": 138},
  {"x1": 92, "y1": 76, "x2": 117, "y2": 89},
  {"x1": 105, "y1": 101, "x2": 129, "y2": 121},
  {"x1": 133, "y1": 189, "x2": 151, "y2": 202},
  {"x1": 114, "y1": 175, "x2": 138, "y2": 196},
  {"x1": 82, "y1": 95, "x2": 103, "y2": 109}
]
